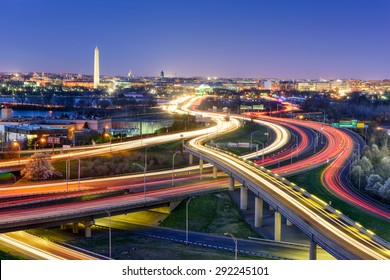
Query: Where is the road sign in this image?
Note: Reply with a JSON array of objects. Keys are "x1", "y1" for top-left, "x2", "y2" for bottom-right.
[
  {"x1": 253, "y1": 104, "x2": 264, "y2": 110},
  {"x1": 332, "y1": 123, "x2": 340, "y2": 128},
  {"x1": 240, "y1": 105, "x2": 252, "y2": 110},
  {"x1": 339, "y1": 120, "x2": 357, "y2": 128},
  {"x1": 357, "y1": 122, "x2": 365, "y2": 129},
  {"x1": 47, "y1": 137, "x2": 61, "y2": 144}
]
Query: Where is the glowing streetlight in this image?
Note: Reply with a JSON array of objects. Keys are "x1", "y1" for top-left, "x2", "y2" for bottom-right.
[
  {"x1": 34, "y1": 138, "x2": 46, "y2": 154},
  {"x1": 12, "y1": 140, "x2": 21, "y2": 164},
  {"x1": 104, "y1": 132, "x2": 112, "y2": 152}
]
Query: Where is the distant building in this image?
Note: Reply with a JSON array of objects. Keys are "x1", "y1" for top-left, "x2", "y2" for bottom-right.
[
  {"x1": 160, "y1": 70, "x2": 164, "y2": 78},
  {"x1": 1, "y1": 108, "x2": 12, "y2": 120},
  {"x1": 63, "y1": 79, "x2": 94, "y2": 88},
  {"x1": 264, "y1": 80, "x2": 272, "y2": 90}
]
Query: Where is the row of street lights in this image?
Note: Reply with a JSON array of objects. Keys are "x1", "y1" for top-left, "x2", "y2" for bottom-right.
[{"x1": 133, "y1": 147, "x2": 182, "y2": 203}]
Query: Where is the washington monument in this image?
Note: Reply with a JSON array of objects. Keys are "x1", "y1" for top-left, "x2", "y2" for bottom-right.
[{"x1": 94, "y1": 46, "x2": 100, "y2": 88}]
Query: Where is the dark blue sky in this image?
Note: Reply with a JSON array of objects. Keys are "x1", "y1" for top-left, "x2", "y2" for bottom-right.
[{"x1": 1, "y1": 0, "x2": 389, "y2": 79}]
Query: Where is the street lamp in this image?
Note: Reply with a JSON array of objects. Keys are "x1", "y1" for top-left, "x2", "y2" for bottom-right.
[
  {"x1": 172, "y1": 151, "x2": 180, "y2": 186},
  {"x1": 77, "y1": 158, "x2": 81, "y2": 191},
  {"x1": 224, "y1": 232, "x2": 238, "y2": 260},
  {"x1": 34, "y1": 138, "x2": 46, "y2": 154},
  {"x1": 250, "y1": 131, "x2": 261, "y2": 151},
  {"x1": 185, "y1": 197, "x2": 193, "y2": 245},
  {"x1": 66, "y1": 154, "x2": 70, "y2": 192},
  {"x1": 319, "y1": 109, "x2": 326, "y2": 123},
  {"x1": 104, "y1": 208, "x2": 112, "y2": 259},
  {"x1": 104, "y1": 132, "x2": 112, "y2": 153},
  {"x1": 133, "y1": 163, "x2": 146, "y2": 203},
  {"x1": 267, "y1": 106, "x2": 272, "y2": 117},
  {"x1": 290, "y1": 144, "x2": 297, "y2": 163},
  {"x1": 254, "y1": 140, "x2": 265, "y2": 166},
  {"x1": 12, "y1": 140, "x2": 21, "y2": 164}
]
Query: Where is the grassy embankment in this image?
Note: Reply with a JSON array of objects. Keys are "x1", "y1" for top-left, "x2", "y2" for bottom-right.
[{"x1": 288, "y1": 167, "x2": 390, "y2": 241}]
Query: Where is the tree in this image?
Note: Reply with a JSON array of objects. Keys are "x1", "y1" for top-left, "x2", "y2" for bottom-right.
[
  {"x1": 365, "y1": 174, "x2": 383, "y2": 196},
  {"x1": 376, "y1": 156, "x2": 390, "y2": 179},
  {"x1": 20, "y1": 153, "x2": 62, "y2": 181},
  {"x1": 378, "y1": 178, "x2": 390, "y2": 201}
]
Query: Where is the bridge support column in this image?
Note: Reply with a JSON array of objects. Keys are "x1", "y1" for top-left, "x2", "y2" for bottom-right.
[
  {"x1": 309, "y1": 240, "x2": 317, "y2": 260},
  {"x1": 274, "y1": 212, "x2": 281, "y2": 241},
  {"x1": 72, "y1": 222, "x2": 79, "y2": 234},
  {"x1": 213, "y1": 166, "x2": 218, "y2": 179},
  {"x1": 60, "y1": 224, "x2": 67, "y2": 230},
  {"x1": 240, "y1": 187, "x2": 248, "y2": 210},
  {"x1": 254, "y1": 197, "x2": 263, "y2": 227},
  {"x1": 229, "y1": 177, "x2": 235, "y2": 191},
  {"x1": 286, "y1": 219, "x2": 293, "y2": 226},
  {"x1": 189, "y1": 154, "x2": 194, "y2": 165},
  {"x1": 83, "y1": 220, "x2": 95, "y2": 238},
  {"x1": 199, "y1": 159, "x2": 203, "y2": 180}
]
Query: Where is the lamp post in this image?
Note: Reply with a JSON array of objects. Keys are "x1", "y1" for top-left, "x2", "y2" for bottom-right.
[
  {"x1": 66, "y1": 154, "x2": 70, "y2": 192},
  {"x1": 104, "y1": 132, "x2": 112, "y2": 153},
  {"x1": 224, "y1": 232, "x2": 238, "y2": 260},
  {"x1": 104, "y1": 208, "x2": 112, "y2": 259},
  {"x1": 133, "y1": 163, "x2": 146, "y2": 203},
  {"x1": 12, "y1": 140, "x2": 21, "y2": 164},
  {"x1": 290, "y1": 144, "x2": 297, "y2": 163},
  {"x1": 267, "y1": 106, "x2": 272, "y2": 117},
  {"x1": 34, "y1": 138, "x2": 46, "y2": 154},
  {"x1": 77, "y1": 158, "x2": 81, "y2": 191},
  {"x1": 185, "y1": 197, "x2": 193, "y2": 245},
  {"x1": 250, "y1": 131, "x2": 261, "y2": 151},
  {"x1": 319, "y1": 109, "x2": 326, "y2": 123},
  {"x1": 254, "y1": 140, "x2": 265, "y2": 166},
  {"x1": 172, "y1": 151, "x2": 180, "y2": 186}
]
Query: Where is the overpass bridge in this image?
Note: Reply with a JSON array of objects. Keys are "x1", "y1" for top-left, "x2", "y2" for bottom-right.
[
  {"x1": 0, "y1": 184, "x2": 226, "y2": 237},
  {"x1": 184, "y1": 137, "x2": 390, "y2": 260}
]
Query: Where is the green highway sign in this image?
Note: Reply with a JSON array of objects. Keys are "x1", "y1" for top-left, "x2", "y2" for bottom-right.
[{"x1": 332, "y1": 123, "x2": 340, "y2": 128}]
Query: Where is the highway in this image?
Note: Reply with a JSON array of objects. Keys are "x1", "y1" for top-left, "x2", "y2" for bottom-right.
[
  {"x1": 248, "y1": 112, "x2": 390, "y2": 220},
  {"x1": 0, "y1": 231, "x2": 99, "y2": 260},
  {"x1": 184, "y1": 120, "x2": 390, "y2": 259},
  {"x1": 1, "y1": 95, "x2": 388, "y2": 260}
]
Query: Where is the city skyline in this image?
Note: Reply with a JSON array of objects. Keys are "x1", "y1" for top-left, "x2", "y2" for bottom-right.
[{"x1": 0, "y1": 0, "x2": 389, "y2": 79}]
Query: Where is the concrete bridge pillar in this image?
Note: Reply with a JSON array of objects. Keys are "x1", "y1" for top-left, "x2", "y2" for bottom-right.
[
  {"x1": 309, "y1": 240, "x2": 317, "y2": 260},
  {"x1": 199, "y1": 159, "x2": 203, "y2": 179},
  {"x1": 254, "y1": 197, "x2": 263, "y2": 227},
  {"x1": 72, "y1": 222, "x2": 79, "y2": 234},
  {"x1": 286, "y1": 219, "x2": 293, "y2": 226},
  {"x1": 274, "y1": 212, "x2": 281, "y2": 241},
  {"x1": 83, "y1": 220, "x2": 95, "y2": 238},
  {"x1": 189, "y1": 154, "x2": 194, "y2": 165},
  {"x1": 60, "y1": 224, "x2": 67, "y2": 230},
  {"x1": 213, "y1": 166, "x2": 218, "y2": 179},
  {"x1": 229, "y1": 177, "x2": 235, "y2": 191},
  {"x1": 240, "y1": 186, "x2": 248, "y2": 210}
]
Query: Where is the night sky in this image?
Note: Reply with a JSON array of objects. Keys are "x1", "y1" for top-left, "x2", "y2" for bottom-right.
[{"x1": 1, "y1": 0, "x2": 389, "y2": 79}]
